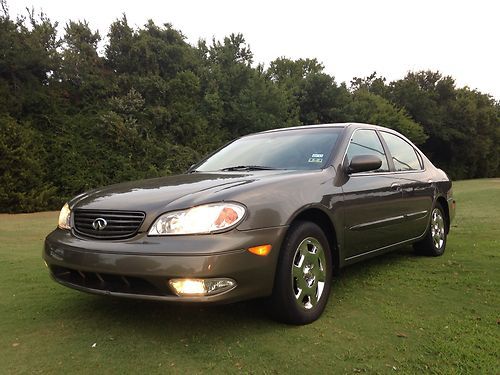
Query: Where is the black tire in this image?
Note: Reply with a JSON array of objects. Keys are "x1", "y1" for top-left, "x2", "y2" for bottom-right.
[
  {"x1": 269, "y1": 221, "x2": 332, "y2": 325},
  {"x1": 413, "y1": 203, "x2": 447, "y2": 256}
]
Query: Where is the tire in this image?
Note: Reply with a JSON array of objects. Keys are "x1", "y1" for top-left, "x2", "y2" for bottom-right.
[
  {"x1": 414, "y1": 203, "x2": 447, "y2": 256},
  {"x1": 269, "y1": 221, "x2": 333, "y2": 325}
]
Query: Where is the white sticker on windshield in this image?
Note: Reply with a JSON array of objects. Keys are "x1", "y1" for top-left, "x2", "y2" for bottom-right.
[
  {"x1": 311, "y1": 153, "x2": 324, "y2": 158},
  {"x1": 308, "y1": 158, "x2": 323, "y2": 163}
]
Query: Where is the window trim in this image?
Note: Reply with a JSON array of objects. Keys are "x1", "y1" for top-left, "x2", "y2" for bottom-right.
[
  {"x1": 341, "y1": 127, "x2": 427, "y2": 177},
  {"x1": 342, "y1": 128, "x2": 391, "y2": 174}
]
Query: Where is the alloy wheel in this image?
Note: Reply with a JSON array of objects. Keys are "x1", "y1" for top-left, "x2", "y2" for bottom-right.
[
  {"x1": 431, "y1": 208, "x2": 446, "y2": 250},
  {"x1": 291, "y1": 237, "x2": 327, "y2": 310}
]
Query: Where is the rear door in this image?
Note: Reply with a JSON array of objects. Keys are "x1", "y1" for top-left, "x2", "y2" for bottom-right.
[
  {"x1": 341, "y1": 129, "x2": 406, "y2": 259},
  {"x1": 379, "y1": 131, "x2": 434, "y2": 239}
]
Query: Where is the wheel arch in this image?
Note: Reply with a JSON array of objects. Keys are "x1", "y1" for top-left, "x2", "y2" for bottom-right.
[
  {"x1": 288, "y1": 207, "x2": 341, "y2": 275},
  {"x1": 436, "y1": 195, "x2": 450, "y2": 234}
]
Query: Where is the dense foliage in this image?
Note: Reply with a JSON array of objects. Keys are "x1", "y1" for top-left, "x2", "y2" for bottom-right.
[{"x1": 1, "y1": 4, "x2": 499, "y2": 212}]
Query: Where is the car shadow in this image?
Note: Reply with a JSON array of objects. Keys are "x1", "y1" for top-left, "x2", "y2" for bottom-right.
[{"x1": 335, "y1": 245, "x2": 416, "y2": 281}]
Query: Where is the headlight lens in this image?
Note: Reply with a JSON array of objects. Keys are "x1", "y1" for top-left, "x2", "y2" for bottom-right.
[
  {"x1": 58, "y1": 203, "x2": 71, "y2": 230},
  {"x1": 148, "y1": 202, "x2": 246, "y2": 235}
]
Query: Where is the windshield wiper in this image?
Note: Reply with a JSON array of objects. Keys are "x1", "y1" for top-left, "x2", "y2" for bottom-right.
[{"x1": 220, "y1": 165, "x2": 282, "y2": 171}]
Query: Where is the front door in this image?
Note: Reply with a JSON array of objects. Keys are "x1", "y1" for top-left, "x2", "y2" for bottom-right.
[{"x1": 341, "y1": 129, "x2": 406, "y2": 259}]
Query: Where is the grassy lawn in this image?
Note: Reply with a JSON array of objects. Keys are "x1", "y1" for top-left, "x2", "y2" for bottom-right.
[{"x1": 0, "y1": 179, "x2": 498, "y2": 374}]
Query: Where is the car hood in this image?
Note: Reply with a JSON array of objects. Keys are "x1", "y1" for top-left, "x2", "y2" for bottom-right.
[{"x1": 71, "y1": 171, "x2": 295, "y2": 212}]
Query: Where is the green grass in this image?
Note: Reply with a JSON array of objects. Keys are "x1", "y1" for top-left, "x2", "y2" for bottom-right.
[{"x1": 1, "y1": 179, "x2": 499, "y2": 374}]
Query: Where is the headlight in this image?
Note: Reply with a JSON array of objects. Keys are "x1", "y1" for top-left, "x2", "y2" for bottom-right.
[
  {"x1": 58, "y1": 203, "x2": 71, "y2": 230},
  {"x1": 149, "y1": 202, "x2": 246, "y2": 235}
]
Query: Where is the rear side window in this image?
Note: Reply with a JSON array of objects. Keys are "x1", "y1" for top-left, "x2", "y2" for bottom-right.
[
  {"x1": 381, "y1": 132, "x2": 422, "y2": 171},
  {"x1": 346, "y1": 129, "x2": 389, "y2": 172}
]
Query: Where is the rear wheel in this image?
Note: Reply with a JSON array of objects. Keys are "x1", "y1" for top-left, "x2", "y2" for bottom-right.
[
  {"x1": 270, "y1": 221, "x2": 332, "y2": 325},
  {"x1": 414, "y1": 203, "x2": 447, "y2": 256}
]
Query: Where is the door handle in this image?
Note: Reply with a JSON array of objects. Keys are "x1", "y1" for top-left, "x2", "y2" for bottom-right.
[{"x1": 391, "y1": 183, "x2": 402, "y2": 190}]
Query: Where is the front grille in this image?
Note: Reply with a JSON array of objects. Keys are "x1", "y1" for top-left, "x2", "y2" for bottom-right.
[
  {"x1": 73, "y1": 209, "x2": 145, "y2": 240},
  {"x1": 50, "y1": 266, "x2": 165, "y2": 296}
]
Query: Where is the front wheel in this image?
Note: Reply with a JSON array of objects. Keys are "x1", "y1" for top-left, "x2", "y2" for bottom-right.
[
  {"x1": 414, "y1": 203, "x2": 447, "y2": 256},
  {"x1": 269, "y1": 221, "x2": 332, "y2": 325}
]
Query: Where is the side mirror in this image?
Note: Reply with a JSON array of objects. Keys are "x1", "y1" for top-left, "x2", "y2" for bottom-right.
[{"x1": 347, "y1": 155, "x2": 382, "y2": 174}]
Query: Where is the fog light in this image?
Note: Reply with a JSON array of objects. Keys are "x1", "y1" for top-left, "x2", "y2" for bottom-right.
[{"x1": 169, "y1": 278, "x2": 236, "y2": 296}]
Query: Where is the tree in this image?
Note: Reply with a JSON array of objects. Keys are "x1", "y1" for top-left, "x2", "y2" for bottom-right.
[
  {"x1": 346, "y1": 90, "x2": 427, "y2": 144},
  {"x1": 383, "y1": 71, "x2": 499, "y2": 178},
  {"x1": 0, "y1": 4, "x2": 498, "y2": 213},
  {"x1": 0, "y1": 115, "x2": 56, "y2": 211},
  {"x1": 267, "y1": 57, "x2": 350, "y2": 125},
  {"x1": 198, "y1": 34, "x2": 291, "y2": 138}
]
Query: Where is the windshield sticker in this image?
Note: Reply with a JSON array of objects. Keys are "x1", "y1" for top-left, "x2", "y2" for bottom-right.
[
  {"x1": 308, "y1": 158, "x2": 323, "y2": 163},
  {"x1": 311, "y1": 153, "x2": 324, "y2": 158}
]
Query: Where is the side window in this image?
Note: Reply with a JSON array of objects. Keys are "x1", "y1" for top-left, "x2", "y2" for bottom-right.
[
  {"x1": 381, "y1": 132, "x2": 422, "y2": 171},
  {"x1": 346, "y1": 129, "x2": 389, "y2": 172}
]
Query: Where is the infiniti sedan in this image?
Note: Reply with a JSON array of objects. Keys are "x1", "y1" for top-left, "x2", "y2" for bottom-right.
[{"x1": 44, "y1": 123, "x2": 455, "y2": 324}]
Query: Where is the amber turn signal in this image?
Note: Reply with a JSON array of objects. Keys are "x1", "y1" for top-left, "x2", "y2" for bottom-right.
[{"x1": 248, "y1": 244, "x2": 272, "y2": 256}]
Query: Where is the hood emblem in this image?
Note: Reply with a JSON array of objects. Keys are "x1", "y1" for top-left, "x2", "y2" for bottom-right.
[{"x1": 92, "y1": 218, "x2": 108, "y2": 231}]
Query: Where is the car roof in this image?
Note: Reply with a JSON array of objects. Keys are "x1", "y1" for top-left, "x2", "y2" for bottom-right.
[{"x1": 252, "y1": 122, "x2": 384, "y2": 135}]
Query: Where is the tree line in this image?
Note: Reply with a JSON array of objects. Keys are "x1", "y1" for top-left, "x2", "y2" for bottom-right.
[{"x1": 0, "y1": 3, "x2": 499, "y2": 212}]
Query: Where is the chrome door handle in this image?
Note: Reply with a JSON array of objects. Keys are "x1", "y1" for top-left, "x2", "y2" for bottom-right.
[{"x1": 391, "y1": 183, "x2": 401, "y2": 190}]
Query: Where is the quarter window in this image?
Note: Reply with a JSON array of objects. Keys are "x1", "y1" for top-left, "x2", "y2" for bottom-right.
[
  {"x1": 346, "y1": 130, "x2": 389, "y2": 172},
  {"x1": 381, "y1": 132, "x2": 422, "y2": 171}
]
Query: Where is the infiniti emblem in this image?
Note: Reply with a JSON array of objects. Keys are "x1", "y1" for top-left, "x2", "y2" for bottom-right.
[{"x1": 92, "y1": 218, "x2": 108, "y2": 231}]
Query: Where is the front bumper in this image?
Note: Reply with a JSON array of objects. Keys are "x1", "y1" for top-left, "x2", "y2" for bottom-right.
[{"x1": 43, "y1": 226, "x2": 288, "y2": 303}]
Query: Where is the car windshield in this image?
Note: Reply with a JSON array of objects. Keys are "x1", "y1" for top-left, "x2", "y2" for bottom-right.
[{"x1": 195, "y1": 127, "x2": 342, "y2": 172}]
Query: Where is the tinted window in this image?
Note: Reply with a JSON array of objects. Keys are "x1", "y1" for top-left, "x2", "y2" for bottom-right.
[
  {"x1": 381, "y1": 132, "x2": 422, "y2": 171},
  {"x1": 196, "y1": 128, "x2": 341, "y2": 171},
  {"x1": 346, "y1": 129, "x2": 389, "y2": 172}
]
